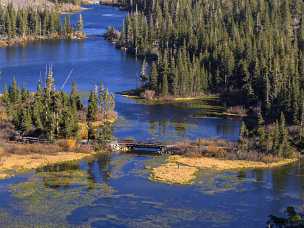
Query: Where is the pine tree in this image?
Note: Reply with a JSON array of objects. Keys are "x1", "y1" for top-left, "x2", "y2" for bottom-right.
[
  {"x1": 139, "y1": 58, "x2": 148, "y2": 85},
  {"x1": 87, "y1": 89, "x2": 98, "y2": 122},
  {"x1": 19, "y1": 108, "x2": 32, "y2": 134},
  {"x1": 239, "y1": 122, "x2": 249, "y2": 154},
  {"x1": 257, "y1": 112, "x2": 266, "y2": 151},
  {"x1": 279, "y1": 113, "x2": 291, "y2": 158},
  {"x1": 96, "y1": 124, "x2": 113, "y2": 148},
  {"x1": 150, "y1": 62, "x2": 158, "y2": 91},
  {"x1": 70, "y1": 81, "x2": 82, "y2": 111}
]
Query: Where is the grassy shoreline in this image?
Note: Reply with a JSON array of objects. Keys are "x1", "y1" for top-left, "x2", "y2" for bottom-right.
[
  {"x1": 150, "y1": 155, "x2": 299, "y2": 185},
  {"x1": 0, "y1": 148, "x2": 94, "y2": 180}
]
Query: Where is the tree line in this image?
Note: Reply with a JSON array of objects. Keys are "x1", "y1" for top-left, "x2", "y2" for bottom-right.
[
  {"x1": 239, "y1": 112, "x2": 294, "y2": 158},
  {"x1": 112, "y1": 0, "x2": 304, "y2": 126},
  {"x1": 0, "y1": 4, "x2": 85, "y2": 40},
  {"x1": 2, "y1": 67, "x2": 115, "y2": 143}
]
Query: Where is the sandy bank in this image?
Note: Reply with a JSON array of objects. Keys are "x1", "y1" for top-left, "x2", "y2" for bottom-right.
[
  {"x1": 150, "y1": 155, "x2": 298, "y2": 185},
  {"x1": 0, "y1": 151, "x2": 91, "y2": 179}
]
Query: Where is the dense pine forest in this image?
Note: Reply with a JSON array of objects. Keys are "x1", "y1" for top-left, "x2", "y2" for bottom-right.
[
  {"x1": 1, "y1": 68, "x2": 116, "y2": 143},
  {"x1": 0, "y1": 3, "x2": 85, "y2": 42},
  {"x1": 109, "y1": 0, "x2": 304, "y2": 126}
]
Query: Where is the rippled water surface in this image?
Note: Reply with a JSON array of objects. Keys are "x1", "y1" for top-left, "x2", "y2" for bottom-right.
[
  {"x1": 0, "y1": 154, "x2": 303, "y2": 227},
  {"x1": 0, "y1": 5, "x2": 302, "y2": 228}
]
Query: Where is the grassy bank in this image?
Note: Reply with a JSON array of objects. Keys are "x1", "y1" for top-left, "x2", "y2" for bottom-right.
[
  {"x1": 149, "y1": 138, "x2": 300, "y2": 185},
  {"x1": 150, "y1": 155, "x2": 298, "y2": 185},
  {"x1": 0, "y1": 139, "x2": 96, "y2": 179}
]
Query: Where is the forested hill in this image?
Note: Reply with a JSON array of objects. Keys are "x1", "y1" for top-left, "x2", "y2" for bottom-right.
[{"x1": 115, "y1": 0, "x2": 304, "y2": 125}]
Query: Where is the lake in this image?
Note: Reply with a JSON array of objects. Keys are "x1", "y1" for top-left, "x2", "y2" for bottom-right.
[
  {"x1": 0, "y1": 5, "x2": 240, "y2": 142},
  {"x1": 0, "y1": 5, "x2": 302, "y2": 228}
]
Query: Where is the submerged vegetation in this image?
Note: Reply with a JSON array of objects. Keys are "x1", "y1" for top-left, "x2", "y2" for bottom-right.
[
  {"x1": 149, "y1": 137, "x2": 298, "y2": 185},
  {"x1": 150, "y1": 155, "x2": 297, "y2": 185}
]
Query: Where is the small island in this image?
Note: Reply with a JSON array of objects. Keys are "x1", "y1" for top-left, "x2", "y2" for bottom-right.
[{"x1": 0, "y1": 3, "x2": 86, "y2": 48}]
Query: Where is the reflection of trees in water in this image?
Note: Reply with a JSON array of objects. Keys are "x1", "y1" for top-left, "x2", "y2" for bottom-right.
[
  {"x1": 86, "y1": 152, "x2": 112, "y2": 188},
  {"x1": 271, "y1": 167, "x2": 292, "y2": 194},
  {"x1": 172, "y1": 122, "x2": 187, "y2": 138},
  {"x1": 216, "y1": 124, "x2": 238, "y2": 137},
  {"x1": 272, "y1": 161, "x2": 304, "y2": 203},
  {"x1": 253, "y1": 169, "x2": 265, "y2": 182},
  {"x1": 237, "y1": 170, "x2": 247, "y2": 180},
  {"x1": 36, "y1": 154, "x2": 113, "y2": 190},
  {"x1": 38, "y1": 162, "x2": 81, "y2": 173},
  {"x1": 159, "y1": 120, "x2": 168, "y2": 138},
  {"x1": 147, "y1": 120, "x2": 169, "y2": 139},
  {"x1": 148, "y1": 120, "x2": 157, "y2": 138},
  {"x1": 148, "y1": 120, "x2": 199, "y2": 140},
  {"x1": 38, "y1": 162, "x2": 82, "y2": 189},
  {"x1": 97, "y1": 152, "x2": 112, "y2": 183}
]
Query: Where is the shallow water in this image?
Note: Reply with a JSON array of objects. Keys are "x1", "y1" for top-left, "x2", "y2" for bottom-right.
[
  {"x1": 0, "y1": 153, "x2": 303, "y2": 227},
  {"x1": 0, "y1": 5, "x2": 302, "y2": 228}
]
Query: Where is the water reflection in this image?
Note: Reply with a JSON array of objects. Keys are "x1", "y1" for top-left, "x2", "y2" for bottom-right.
[
  {"x1": 0, "y1": 5, "x2": 240, "y2": 142},
  {"x1": 0, "y1": 154, "x2": 302, "y2": 227}
]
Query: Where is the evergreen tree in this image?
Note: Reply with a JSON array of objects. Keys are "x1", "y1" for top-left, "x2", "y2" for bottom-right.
[
  {"x1": 257, "y1": 112, "x2": 266, "y2": 151},
  {"x1": 87, "y1": 89, "x2": 98, "y2": 122},
  {"x1": 150, "y1": 62, "x2": 158, "y2": 91}
]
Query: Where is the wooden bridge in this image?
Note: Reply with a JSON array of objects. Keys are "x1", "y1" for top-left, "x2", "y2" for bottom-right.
[
  {"x1": 14, "y1": 136, "x2": 50, "y2": 144},
  {"x1": 112, "y1": 140, "x2": 171, "y2": 154}
]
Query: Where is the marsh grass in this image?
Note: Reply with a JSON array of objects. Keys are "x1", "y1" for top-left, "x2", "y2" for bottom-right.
[{"x1": 168, "y1": 138, "x2": 297, "y2": 164}]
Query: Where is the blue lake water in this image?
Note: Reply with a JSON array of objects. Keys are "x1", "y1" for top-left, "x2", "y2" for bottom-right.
[
  {"x1": 0, "y1": 5, "x2": 240, "y2": 142},
  {"x1": 0, "y1": 5, "x2": 302, "y2": 228}
]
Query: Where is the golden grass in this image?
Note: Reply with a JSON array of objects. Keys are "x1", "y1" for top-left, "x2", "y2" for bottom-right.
[
  {"x1": 0, "y1": 151, "x2": 91, "y2": 179},
  {"x1": 150, "y1": 155, "x2": 298, "y2": 185},
  {"x1": 57, "y1": 139, "x2": 77, "y2": 151},
  {"x1": 78, "y1": 112, "x2": 118, "y2": 139},
  {"x1": 151, "y1": 162, "x2": 198, "y2": 185}
]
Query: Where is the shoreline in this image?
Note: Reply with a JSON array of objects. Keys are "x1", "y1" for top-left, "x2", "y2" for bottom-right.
[
  {"x1": 119, "y1": 92, "x2": 245, "y2": 118},
  {"x1": 0, "y1": 150, "x2": 94, "y2": 180},
  {"x1": 61, "y1": 6, "x2": 89, "y2": 14},
  {"x1": 0, "y1": 34, "x2": 86, "y2": 48},
  {"x1": 150, "y1": 155, "x2": 299, "y2": 185}
]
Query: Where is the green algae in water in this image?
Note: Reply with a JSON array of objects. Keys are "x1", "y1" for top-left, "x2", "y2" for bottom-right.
[
  {"x1": 4, "y1": 154, "x2": 238, "y2": 227},
  {"x1": 68, "y1": 193, "x2": 232, "y2": 227},
  {"x1": 195, "y1": 169, "x2": 257, "y2": 195},
  {"x1": 8, "y1": 169, "x2": 116, "y2": 226}
]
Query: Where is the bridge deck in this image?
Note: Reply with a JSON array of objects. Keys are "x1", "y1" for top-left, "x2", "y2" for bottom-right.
[{"x1": 117, "y1": 141, "x2": 167, "y2": 152}]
